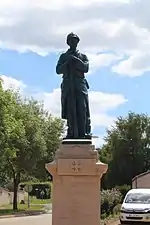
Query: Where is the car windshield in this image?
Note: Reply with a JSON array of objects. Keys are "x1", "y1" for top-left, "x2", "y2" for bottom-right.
[{"x1": 125, "y1": 193, "x2": 150, "y2": 204}]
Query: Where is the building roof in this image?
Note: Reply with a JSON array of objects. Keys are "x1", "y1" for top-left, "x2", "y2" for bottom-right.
[{"x1": 132, "y1": 170, "x2": 150, "y2": 182}]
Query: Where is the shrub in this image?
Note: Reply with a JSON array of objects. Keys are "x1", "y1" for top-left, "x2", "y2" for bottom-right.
[
  {"x1": 19, "y1": 182, "x2": 51, "y2": 199},
  {"x1": 101, "y1": 188, "x2": 122, "y2": 217},
  {"x1": 116, "y1": 185, "x2": 131, "y2": 202},
  {"x1": 113, "y1": 204, "x2": 121, "y2": 214}
]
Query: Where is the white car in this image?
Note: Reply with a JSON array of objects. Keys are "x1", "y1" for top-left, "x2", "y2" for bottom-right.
[{"x1": 120, "y1": 188, "x2": 150, "y2": 224}]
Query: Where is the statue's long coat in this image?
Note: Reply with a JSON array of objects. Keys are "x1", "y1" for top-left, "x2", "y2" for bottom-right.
[{"x1": 56, "y1": 49, "x2": 90, "y2": 126}]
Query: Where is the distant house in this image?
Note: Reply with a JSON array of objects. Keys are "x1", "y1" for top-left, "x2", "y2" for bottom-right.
[
  {"x1": 132, "y1": 171, "x2": 150, "y2": 188},
  {"x1": 9, "y1": 190, "x2": 27, "y2": 204},
  {"x1": 0, "y1": 187, "x2": 26, "y2": 205},
  {"x1": 0, "y1": 188, "x2": 10, "y2": 205}
]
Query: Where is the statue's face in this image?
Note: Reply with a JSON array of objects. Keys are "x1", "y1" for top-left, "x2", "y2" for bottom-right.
[{"x1": 68, "y1": 37, "x2": 78, "y2": 50}]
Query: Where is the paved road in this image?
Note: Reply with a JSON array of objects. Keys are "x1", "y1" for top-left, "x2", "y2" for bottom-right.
[
  {"x1": 0, "y1": 214, "x2": 119, "y2": 225},
  {"x1": 0, "y1": 214, "x2": 52, "y2": 225}
]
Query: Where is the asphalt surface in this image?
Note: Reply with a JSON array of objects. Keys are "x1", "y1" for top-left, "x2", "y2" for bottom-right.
[
  {"x1": 0, "y1": 214, "x2": 120, "y2": 225},
  {"x1": 0, "y1": 214, "x2": 52, "y2": 225}
]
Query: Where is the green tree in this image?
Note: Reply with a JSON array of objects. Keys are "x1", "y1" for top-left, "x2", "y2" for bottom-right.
[
  {"x1": 32, "y1": 115, "x2": 64, "y2": 181},
  {"x1": 0, "y1": 86, "x2": 64, "y2": 209},
  {"x1": 100, "y1": 112, "x2": 150, "y2": 188},
  {"x1": 0, "y1": 79, "x2": 9, "y2": 186}
]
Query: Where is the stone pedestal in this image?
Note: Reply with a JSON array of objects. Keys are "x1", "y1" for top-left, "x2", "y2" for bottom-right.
[{"x1": 46, "y1": 141, "x2": 108, "y2": 225}]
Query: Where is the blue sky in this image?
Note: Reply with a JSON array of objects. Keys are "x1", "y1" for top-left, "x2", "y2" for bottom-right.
[{"x1": 0, "y1": 0, "x2": 150, "y2": 146}]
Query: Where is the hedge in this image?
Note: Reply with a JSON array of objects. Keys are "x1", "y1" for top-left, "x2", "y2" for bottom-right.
[{"x1": 19, "y1": 182, "x2": 51, "y2": 199}]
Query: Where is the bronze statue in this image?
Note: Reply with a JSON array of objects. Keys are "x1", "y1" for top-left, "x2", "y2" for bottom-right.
[{"x1": 56, "y1": 32, "x2": 91, "y2": 139}]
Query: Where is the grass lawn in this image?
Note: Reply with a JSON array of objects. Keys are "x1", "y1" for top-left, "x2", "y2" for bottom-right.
[
  {"x1": 0, "y1": 196, "x2": 52, "y2": 216},
  {"x1": 30, "y1": 196, "x2": 52, "y2": 204},
  {"x1": 0, "y1": 203, "x2": 44, "y2": 216}
]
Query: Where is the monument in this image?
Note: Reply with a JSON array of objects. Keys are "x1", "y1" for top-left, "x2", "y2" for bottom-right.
[
  {"x1": 56, "y1": 32, "x2": 91, "y2": 140},
  {"x1": 46, "y1": 33, "x2": 108, "y2": 225}
]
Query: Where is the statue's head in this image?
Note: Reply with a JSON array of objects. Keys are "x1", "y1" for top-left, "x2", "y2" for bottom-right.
[{"x1": 66, "y1": 32, "x2": 80, "y2": 50}]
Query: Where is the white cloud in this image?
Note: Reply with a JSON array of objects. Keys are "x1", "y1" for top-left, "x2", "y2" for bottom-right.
[
  {"x1": 34, "y1": 89, "x2": 61, "y2": 117},
  {"x1": 1, "y1": 75, "x2": 127, "y2": 132},
  {"x1": 92, "y1": 136, "x2": 105, "y2": 148},
  {"x1": 87, "y1": 53, "x2": 121, "y2": 74},
  {"x1": 0, "y1": 0, "x2": 150, "y2": 75},
  {"x1": 112, "y1": 52, "x2": 150, "y2": 77},
  {"x1": 89, "y1": 91, "x2": 127, "y2": 112},
  {"x1": 1, "y1": 75, "x2": 26, "y2": 91},
  {"x1": 91, "y1": 113, "x2": 115, "y2": 129}
]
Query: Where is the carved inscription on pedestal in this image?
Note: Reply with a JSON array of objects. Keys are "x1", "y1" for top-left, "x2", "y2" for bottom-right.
[
  {"x1": 71, "y1": 160, "x2": 81, "y2": 172},
  {"x1": 57, "y1": 159, "x2": 96, "y2": 175}
]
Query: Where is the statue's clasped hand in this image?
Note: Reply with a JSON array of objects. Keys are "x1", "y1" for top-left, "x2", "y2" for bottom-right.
[{"x1": 68, "y1": 55, "x2": 79, "y2": 62}]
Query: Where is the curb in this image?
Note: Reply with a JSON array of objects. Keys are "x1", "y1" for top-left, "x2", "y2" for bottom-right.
[{"x1": 0, "y1": 210, "x2": 47, "y2": 219}]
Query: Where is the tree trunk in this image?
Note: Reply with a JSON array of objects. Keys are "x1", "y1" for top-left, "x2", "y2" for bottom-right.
[{"x1": 13, "y1": 173, "x2": 20, "y2": 210}]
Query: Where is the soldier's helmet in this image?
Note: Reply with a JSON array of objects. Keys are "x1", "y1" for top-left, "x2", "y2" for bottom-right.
[{"x1": 66, "y1": 32, "x2": 80, "y2": 45}]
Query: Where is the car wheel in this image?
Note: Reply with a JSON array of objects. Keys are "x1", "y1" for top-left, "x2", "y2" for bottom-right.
[
  {"x1": 120, "y1": 219, "x2": 127, "y2": 224},
  {"x1": 120, "y1": 219, "x2": 123, "y2": 224}
]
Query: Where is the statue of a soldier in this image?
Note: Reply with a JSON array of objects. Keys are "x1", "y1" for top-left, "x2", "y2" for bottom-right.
[{"x1": 56, "y1": 32, "x2": 91, "y2": 139}]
